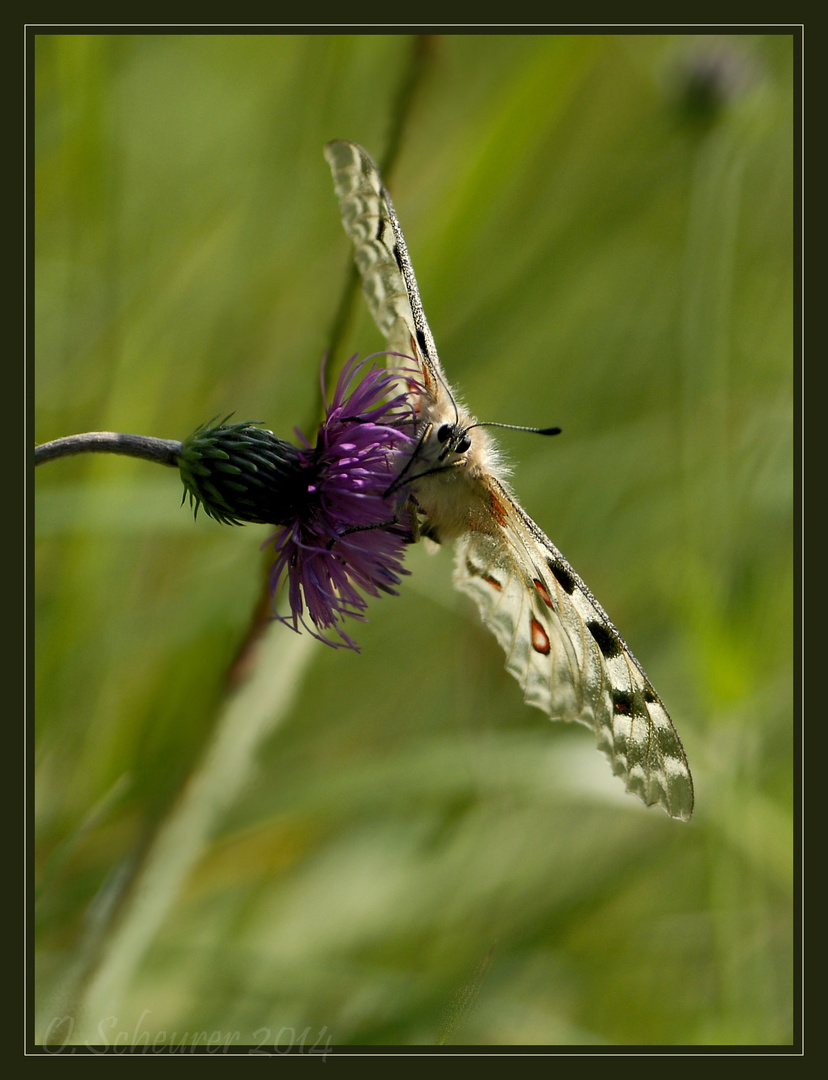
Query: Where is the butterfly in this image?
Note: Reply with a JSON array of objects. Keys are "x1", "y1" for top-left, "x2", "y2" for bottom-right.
[{"x1": 324, "y1": 139, "x2": 694, "y2": 820}]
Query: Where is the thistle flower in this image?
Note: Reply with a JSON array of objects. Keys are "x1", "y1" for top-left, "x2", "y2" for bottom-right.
[
  {"x1": 267, "y1": 355, "x2": 416, "y2": 649},
  {"x1": 180, "y1": 355, "x2": 416, "y2": 650}
]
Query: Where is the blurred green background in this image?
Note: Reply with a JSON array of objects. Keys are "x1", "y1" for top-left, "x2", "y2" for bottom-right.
[{"x1": 34, "y1": 33, "x2": 794, "y2": 1047}]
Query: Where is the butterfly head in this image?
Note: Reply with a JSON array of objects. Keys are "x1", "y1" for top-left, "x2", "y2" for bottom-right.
[
  {"x1": 435, "y1": 421, "x2": 472, "y2": 459},
  {"x1": 418, "y1": 391, "x2": 496, "y2": 473},
  {"x1": 383, "y1": 409, "x2": 486, "y2": 502}
]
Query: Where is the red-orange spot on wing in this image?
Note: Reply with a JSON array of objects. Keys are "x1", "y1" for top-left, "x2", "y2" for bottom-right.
[
  {"x1": 488, "y1": 489, "x2": 509, "y2": 527},
  {"x1": 530, "y1": 617, "x2": 551, "y2": 655},
  {"x1": 533, "y1": 579, "x2": 554, "y2": 608},
  {"x1": 482, "y1": 573, "x2": 502, "y2": 591}
]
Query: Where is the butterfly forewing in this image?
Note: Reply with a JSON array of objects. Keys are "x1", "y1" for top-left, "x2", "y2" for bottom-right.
[
  {"x1": 324, "y1": 140, "x2": 442, "y2": 387},
  {"x1": 325, "y1": 139, "x2": 694, "y2": 820}
]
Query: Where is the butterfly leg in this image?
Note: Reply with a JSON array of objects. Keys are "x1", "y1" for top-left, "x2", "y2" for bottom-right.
[{"x1": 326, "y1": 496, "x2": 420, "y2": 549}]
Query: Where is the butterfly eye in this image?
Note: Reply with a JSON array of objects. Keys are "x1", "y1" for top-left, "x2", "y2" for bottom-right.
[
  {"x1": 437, "y1": 424, "x2": 453, "y2": 443},
  {"x1": 455, "y1": 434, "x2": 471, "y2": 453}
]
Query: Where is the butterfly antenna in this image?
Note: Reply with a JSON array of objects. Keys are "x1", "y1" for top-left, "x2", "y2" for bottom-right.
[
  {"x1": 465, "y1": 421, "x2": 562, "y2": 437},
  {"x1": 427, "y1": 351, "x2": 460, "y2": 429}
]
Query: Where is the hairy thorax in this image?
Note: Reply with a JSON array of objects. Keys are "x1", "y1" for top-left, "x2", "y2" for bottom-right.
[{"x1": 410, "y1": 416, "x2": 503, "y2": 544}]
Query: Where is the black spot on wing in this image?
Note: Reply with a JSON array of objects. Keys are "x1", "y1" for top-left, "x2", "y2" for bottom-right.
[
  {"x1": 376, "y1": 217, "x2": 385, "y2": 242},
  {"x1": 612, "y1": 689, "x2": 634, "y2": 715},
  {"x1": 547, "y1": 558, "x2": 575, "y2": 595},
  {"x1": 587, "y1": 620, "x2": 621, "y2": 659},
  {"x1": 642, "y1": 686, "x2": 657, "y2": 704},
  {"x1": 393, "y1": 242, "x2": 404, "y2": 273},
  {"x1": 416, "y1": 328, "x2": 430, "y2": 361}
]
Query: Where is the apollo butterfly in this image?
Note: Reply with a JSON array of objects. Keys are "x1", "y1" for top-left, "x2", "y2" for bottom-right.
[{"x1": 325, "y1": 140, "x2": 694, "y2": 820}]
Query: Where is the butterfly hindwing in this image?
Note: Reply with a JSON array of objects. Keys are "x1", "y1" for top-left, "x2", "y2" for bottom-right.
[{"x1": 456, "y1": 478, "x2": 694, "y2": 820}]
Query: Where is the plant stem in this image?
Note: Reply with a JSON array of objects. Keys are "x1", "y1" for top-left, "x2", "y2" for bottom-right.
[
  {"x1": 69, "y1": 626, "x2": 317, "y2": 1043},
  {"x1": 35, "y1": 432, "x2": 183, "y2": 467}
]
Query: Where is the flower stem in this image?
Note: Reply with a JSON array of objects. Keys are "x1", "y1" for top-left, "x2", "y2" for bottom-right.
[{"x1": 34, "y1": 432, "x2": 183, "y2": 467}]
